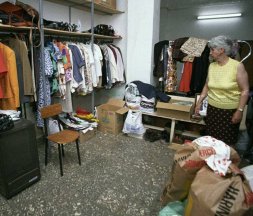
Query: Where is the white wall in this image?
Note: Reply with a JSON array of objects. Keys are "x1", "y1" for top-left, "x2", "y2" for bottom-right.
[
  {"x1": 126, "y1": 0, "x2": 160, "y2": 84},
  {"x1": 160, "y1": 1, "x2": 253, "y2": 41},
  {"x1": 151, "y1": 0, "x2": 161, "y2": 86}
]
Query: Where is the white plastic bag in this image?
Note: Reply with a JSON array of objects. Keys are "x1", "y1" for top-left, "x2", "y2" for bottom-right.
[
  {"x1": 199, "y1": 96, "x2": 208, "y2": 116},
  {"x1": 241, "y1": 165, "x2": 253, "y2": 191},
  {"x1": 140, "y1": 95, "x2": 155, "y2": 113},
  {"x1": 48, "y1": 118, "x2": 60, "y2": 134},
  {"x1": 125, "y1": 83, "x2": 141, "y2": 109},
  {"x1": 122, "y1": 110, "x2": 145, "y2": 135}
]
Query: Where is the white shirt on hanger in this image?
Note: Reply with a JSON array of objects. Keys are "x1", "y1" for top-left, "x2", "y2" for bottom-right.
[
  {"x1": 112, "y1": 45, "x2": 125, "y2": 82},
  {"x1": 106, "y1": 45, "x2": 118, "y2": 83},
  {"x1": 76, "y1": 43, "x2": 87, "y2": 94},
  {"x1": 93, "y1": 44, "x2": 103, "y2": 85},
  {"x1": 80, "y1": 43, "x2": 93, "y2": 93},
  {"x1": 84, "y1": 44, "x2": 97, "y2": 87}
]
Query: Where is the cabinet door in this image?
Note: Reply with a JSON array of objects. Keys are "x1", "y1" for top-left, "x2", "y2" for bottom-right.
[
  {"x1": 0, "y1": 119, "x2": 40, "y2": 198},
  {"x1": 3, "y1": 129, "x2": 36, "y2": 177}
]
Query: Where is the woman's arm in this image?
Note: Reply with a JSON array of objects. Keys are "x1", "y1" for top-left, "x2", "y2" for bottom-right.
[
  {"x1": 232, "y1": 63, "x2": 249, "y2": 124},
  {"x1": 195, "y1": 82, "x2": 209, "y2": 114}
]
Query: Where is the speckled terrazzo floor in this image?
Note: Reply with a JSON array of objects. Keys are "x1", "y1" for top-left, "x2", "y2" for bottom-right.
[{"x1": 0, "y1": 132, "x2": 175, "y2": 216}]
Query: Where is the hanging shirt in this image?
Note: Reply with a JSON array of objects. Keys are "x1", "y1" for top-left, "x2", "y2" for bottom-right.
[
  {"x1": 80, "y1": 43, "x2": 93, "y2": 93},
  {"x1": 180, "y1": 37, "x2": 208, "y2": 57},
  {"x1": 0, "y1": 50, "x2": 8, "y2": 98},
  {"x1": 106, "y1": 45, "x2": 118, "y2": 83},
  {"x1": 8, "y1": 38, "x2": 35, "y2": 103},
  {"x1": 68, "y1": 44, "x2": 85, "y2": 84},
  {"x1": 109, "y1": 45, "x2": 125, "y2": 82},
  {"x1": 7, "y1": 38, "x2": 25, "y2": 104},
  {"x1": 99, "y1": 46, "x2": 108, "y2": 87},
  {"x1": 75, "y1": 43, "x2": 87, "y2": 94},
  {"x1": 100, "y1": 45, "x2": 112, "y2": 89},
  {"x1": 0, "y1": 43, "x2": 19, "y2": 110},
  {"x1": 36, "y1": 48, "x2": 53, "y2": 127},
  {"x1": 93, "y1": 44, "x2": 103, "y2": 83},
  {"x1": 83, "y1": 44, "x2": 97, "y2": 88},
  {"x1": 67, "y1": 46, "x2": 78, "y2": 93},
  {"x1": 179, "y1": 62, "x2": 193, "y2": 92}
]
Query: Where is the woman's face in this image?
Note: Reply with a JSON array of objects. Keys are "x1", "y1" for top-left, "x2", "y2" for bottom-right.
[{"x1": 210, "y1": 47, "x2": 224, "y2": 60}]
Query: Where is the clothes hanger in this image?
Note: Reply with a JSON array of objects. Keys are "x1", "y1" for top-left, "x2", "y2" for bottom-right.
[{"x1": 237, "y1": 40, "x2": 252, "y2": 63}]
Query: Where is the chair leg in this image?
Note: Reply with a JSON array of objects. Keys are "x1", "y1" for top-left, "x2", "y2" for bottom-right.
[
  {"x1": 58, "y1": 144, "x2": 63, "y2": 176},
  {"x1": 61, "y1": 144, "x2": 65, "y2": 157},
  {"x1": 76, "y1": 140, "x2": 81, "y2": 165},
  {"x1": 45, "y1": 139, "x2": 49, "y2": 166}
]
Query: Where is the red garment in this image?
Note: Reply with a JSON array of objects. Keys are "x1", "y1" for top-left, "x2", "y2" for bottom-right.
[
  {"x1": 0, "y1": 51, "x2": 8, "y2": 98},
  {"x1": 179, "y1": 62, "x2": 193, "y2": 92}
]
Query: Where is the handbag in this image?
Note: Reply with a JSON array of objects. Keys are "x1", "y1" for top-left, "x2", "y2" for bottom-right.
[{"x1": 0, "y1": 114, "x2": 14, "y2": 132}]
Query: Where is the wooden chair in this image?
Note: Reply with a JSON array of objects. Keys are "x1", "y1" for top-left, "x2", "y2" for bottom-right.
[{"x1": 40, "y1": 103, "x2": 81, "y2": 176}]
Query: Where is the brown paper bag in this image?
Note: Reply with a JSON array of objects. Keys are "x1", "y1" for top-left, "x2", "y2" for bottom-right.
[
  {"x1": 160, "y1": 142, "x2": 241, "y2": 206},
  {"x1": 184, "y1": 165, "x2": 253, "y2": 216}
]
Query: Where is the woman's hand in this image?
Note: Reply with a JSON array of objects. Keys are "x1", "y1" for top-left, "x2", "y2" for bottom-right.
[
  {"x1": 231, "y1": 110, "x2": 243, "y2": 124},
  {"x1": 195, "y1": 102, "x2": 202, "y2": 115}
]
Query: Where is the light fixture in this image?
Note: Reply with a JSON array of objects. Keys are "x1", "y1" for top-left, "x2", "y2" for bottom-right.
[{"x1": 197, "y1": 13, "x2": 242, "y2": 20}]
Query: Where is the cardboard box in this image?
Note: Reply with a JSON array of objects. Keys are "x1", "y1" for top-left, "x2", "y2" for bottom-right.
[
  {"x1": 86, "y1": 0, "x2": 116, "y2": 10},
  {"x1": 97, "y1": 99, "x2": 128, "y2": 134},
  {"x1": 156, "y1": 95, "x2": 195, "y2": 120},
  {"x1": 79, "y1": 128, "x2": 97, "y2": 143}
]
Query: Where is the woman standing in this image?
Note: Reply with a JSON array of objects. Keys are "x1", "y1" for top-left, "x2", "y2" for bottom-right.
[{"x1": 195, "y1": 35, "x2": 249, "y2": 146}]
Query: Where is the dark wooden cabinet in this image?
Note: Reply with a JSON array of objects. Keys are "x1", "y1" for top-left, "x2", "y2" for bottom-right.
[{"x1": 0, "y1": 118, "x2": 41, "y2": 199}]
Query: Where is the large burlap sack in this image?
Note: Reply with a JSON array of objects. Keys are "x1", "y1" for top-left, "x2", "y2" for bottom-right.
[
  {"x1": 160, "y1": 142, "x2": 240, "y2": 206},
  {"x1": 184, "y1": 165, "x2": 253, "y2": 216}
]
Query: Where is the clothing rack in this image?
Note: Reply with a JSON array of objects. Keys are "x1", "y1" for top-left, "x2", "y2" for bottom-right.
[
  {"x1": 162, "y1": 37, "x2": 253, "y2": 95},
  {"x1": 94, "y1": 38, "x2": 114, "y2": 44},
  {"x1": 38, "y1": 0, "x2": 96, "y2": 113},
  {"x1": 43, "y1": 34, "x2": 91, "y2": 43},
  {"x1": 0, "y1": 1, "x2": 118, "y2": 106},
  {"x1": 169, "y1": 37, "x2": 252, "y2": 63}
]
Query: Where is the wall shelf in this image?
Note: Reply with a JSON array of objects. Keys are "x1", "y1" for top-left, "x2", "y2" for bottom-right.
[
  {"x1": 0, "y1": 24, "x2": 122, "y2": 40},
  {"x1": 43, "y1": 27, "x2": 122, "y2": 39},
  {"x1": 46, "y1": 0, "x2": 124, "y2": 15},
  {"x1": 0, "y1": 24, "x2": 31, "y2": 33}
]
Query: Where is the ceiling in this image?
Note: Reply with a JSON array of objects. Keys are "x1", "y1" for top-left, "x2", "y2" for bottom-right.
[{"x1": 161, "y1": 0, "x2": 253, "y2": 10}]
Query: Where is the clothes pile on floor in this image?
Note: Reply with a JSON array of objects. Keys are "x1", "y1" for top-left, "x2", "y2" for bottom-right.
[{"x1": 159, "y1": 136, "x2": 253, "y2": 216}]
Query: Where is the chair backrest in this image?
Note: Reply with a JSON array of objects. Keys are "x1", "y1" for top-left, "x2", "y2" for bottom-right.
[{"x1": 40, "y1": 103, "x2": 62, "y2": 119}]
